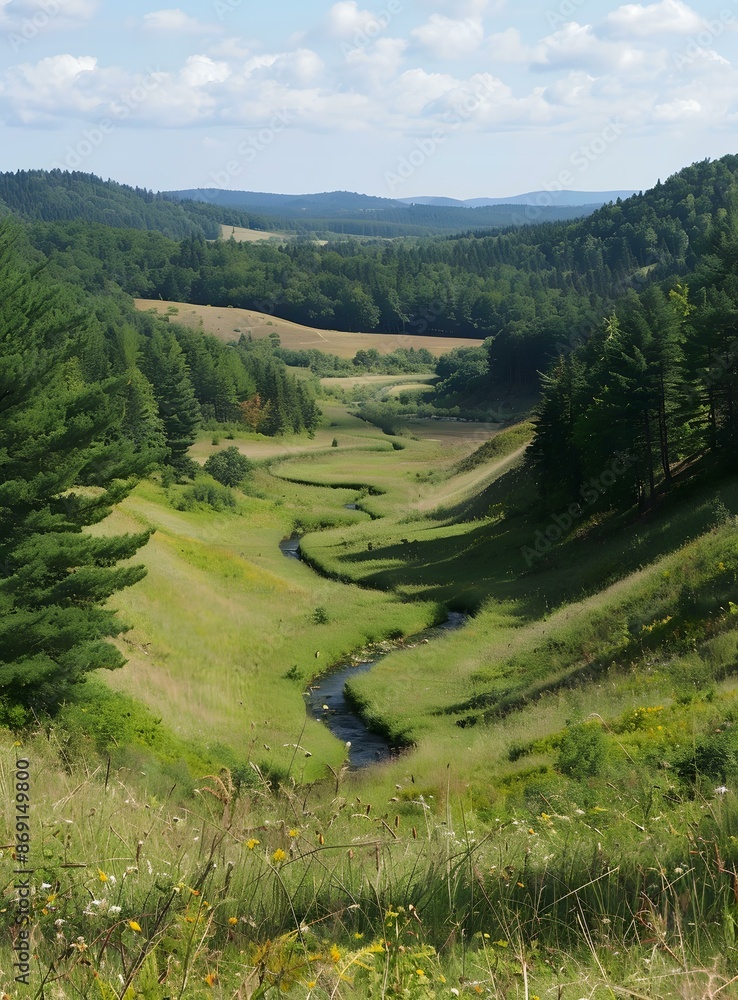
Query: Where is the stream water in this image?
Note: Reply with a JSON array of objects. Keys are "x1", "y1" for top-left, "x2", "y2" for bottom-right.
[
  {"x1": 278, "y1": 536, "x2": 302, "y2": 559},
  {"x1": 279, "y1": 535, "x2": 467, "y2": 768},
  {"x1": 305, "y1": 612, "x2": 467, "y2": 768}
]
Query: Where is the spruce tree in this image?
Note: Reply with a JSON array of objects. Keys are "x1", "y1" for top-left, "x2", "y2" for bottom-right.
[
  {"x1": 140, "y1": 328, "x2": 201, "y2": 467},
  {"x1": 0, "y1": 223, "x2": 151, "y2": 712}
]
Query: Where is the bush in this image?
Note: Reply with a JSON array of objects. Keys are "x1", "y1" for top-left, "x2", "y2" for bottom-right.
[
  {"x1": 178, "y1": 481, "x2": 237, "y2": 511},
  {"x1": 556, "y1": 722, "x2": 606, "y2": 780},
  {"x1": 204, "y1": 446, "x2": 253, "y2": 487},
  {"x1": 674, "y1": 729, "x2": 738, "y2": 783}
]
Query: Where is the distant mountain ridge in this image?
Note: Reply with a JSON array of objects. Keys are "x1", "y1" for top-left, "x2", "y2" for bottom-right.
[
  {"x1": 0, "y1": 170, "x2": 638, "y2": 242},
  {"x1": 166, "y1": 187, "x2": 636, "y2": 212},
  {"x1": 399, "y1": 190, "x2": 637, "y2": 208},
  {"x1": 163, "y1": 187, "x2": 619, "y2": 235}
]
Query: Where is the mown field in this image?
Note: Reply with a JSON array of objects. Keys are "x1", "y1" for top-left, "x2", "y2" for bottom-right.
[
  {"x1": 219, "y1": 224, "x2": 289, "y2": 243},
  {"x1": 134, "y1": 299, "x2": 483, "y2": 357}
]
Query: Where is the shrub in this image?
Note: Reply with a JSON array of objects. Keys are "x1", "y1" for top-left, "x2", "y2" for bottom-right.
[
  {"x1": 556, "y1": 722, "x2": 606, "y2": 779},
  {"x1": 178, "y1": 481, "x2": 237, "y2": 511},
  {"x1": 204, "y1": 446, "x2": 253, "y2": 487},
  {"x1": 674, "y1": 729, "x2": 738, "y2": 783}
]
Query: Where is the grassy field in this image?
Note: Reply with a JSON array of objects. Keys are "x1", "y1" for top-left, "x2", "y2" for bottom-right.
[
  {"x1": 7, "y1": 386, "x2": 738, "y2": 995},
  {"x1": 94, "y1": 403, "x2": 506, "y2": 782},
  {"x1": 219, "y1": 224, "x2": 289, "y2": 242},
  {"x1": 320, "y1": 374, "x2": 437, "y2": 391},
  {"x1": 384, "y1": 382, "x2": 435, "y2": 397},
  {"x1": 134, "y1": 299, "x2": 483, "y2": 357}
]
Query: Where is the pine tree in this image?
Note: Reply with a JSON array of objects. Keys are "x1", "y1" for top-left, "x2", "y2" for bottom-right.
[
  {"x1": 0, "y1": 223, "x2": 151, "y2": 712},
  {"x1": 140, "y1": 328, "x2": 201, "y2": 467}
]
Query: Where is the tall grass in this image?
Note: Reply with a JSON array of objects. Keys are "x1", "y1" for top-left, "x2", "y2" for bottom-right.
[{"x1": 4, "y1": 723, "x2": 738, "y2": 998}]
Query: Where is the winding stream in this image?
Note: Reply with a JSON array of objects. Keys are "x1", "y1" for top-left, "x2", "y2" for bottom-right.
[{"x1": 279, "y1": 535, "x2": 467, "y2": 767}]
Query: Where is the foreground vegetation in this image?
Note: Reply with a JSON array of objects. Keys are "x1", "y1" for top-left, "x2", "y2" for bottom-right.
[{"x1": 5, "y1": 718, "x2": 738, "y2": 998}]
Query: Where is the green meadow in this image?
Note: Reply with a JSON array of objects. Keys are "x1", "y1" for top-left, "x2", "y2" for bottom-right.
[{"x1": 6, "y1": 377, "x2": 738, "y2": 996}]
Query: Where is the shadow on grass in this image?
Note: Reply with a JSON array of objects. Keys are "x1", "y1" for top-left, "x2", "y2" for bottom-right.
[{"x1": 315, "y1": 460, "x2": 738, "y2": 622}]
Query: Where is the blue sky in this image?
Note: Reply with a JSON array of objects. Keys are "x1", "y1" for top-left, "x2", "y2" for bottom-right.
[{"x1": 0, "y1": 0, "x2": 737, "y2": 198}]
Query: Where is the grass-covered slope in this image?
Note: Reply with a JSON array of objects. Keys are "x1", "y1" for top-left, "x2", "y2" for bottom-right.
[{"x1": 5, "y1": 381, "x2": 738, "y2": 995}]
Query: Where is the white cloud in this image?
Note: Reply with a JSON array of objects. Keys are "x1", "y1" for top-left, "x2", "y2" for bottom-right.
[
  {"x1": 142, "y1": 8, "x2": 219, "y2": 35},
  {"x1": 10, "y1": 0, "x2": 97, "y2": 13},
  {"x1": 326, "y1": 1, "x2": 397, "y2": 39},
  {"x1": 653, "y1": 97, "x2": 701, "y2": 119},
  {"x1": 412, "y1": 13, "x2": 485, "y2": 59},
  {"x1": 605, "y1": 0, "x2": 706, "y2": 37},
  {"x1": 544, "y1": 70, "x2": 596, "y2": 106},
  {"x1": 180, "y1": 56, "x2": 230, "y2": 88},
  {"x1": 209, "y1": 38, "x2": 253, "y2": 60},
  {"x1": 344, "y1": 37, "x2": 408, "y2": 88},
  {"x1": 416, "y1": 0, "x2": 503, "y2": 15},
  {"x1": 0, "y1": 53, "x2": 102, "y2": 123},
  {"x1": 284, "y1": 49, "x2": 325, "y2": 85},
  {"x1": 486, "y1": 27, "x2": 530, "y2": 63},
  {"x1": 389, "y1": 67, "x2": 461, "y2": 115},
  {"x1": 0, "y1": 0, "x2": 98, "y2": 36},
  {"x1": 533, "y1": 22, "x2": 661, "y2": 75},
  {"x1": 240, "y1": 48, "x2": 324, "y2": 86}
]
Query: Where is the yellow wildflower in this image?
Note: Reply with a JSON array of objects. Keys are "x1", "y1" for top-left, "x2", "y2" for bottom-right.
[
  {"x1": 128, "y1": 921, "x2": 142, "y2": 933},
  {"x1": 204, "y1": 972, "x2": 218, "y2": 987},
  {"x1": 247, "y1": 838, "x2": 260, "y2": 850},
  {"x1": 229, "y1": 917, "x2": 238, "y2": 926},
  {"x1": 272, "y1": 848, "x2": 287, "y2": 864},
  {"x1": 307, "y1": 982, "x2": 316, "y2": 990},
  {"x1": 330, "y1": 945, "x2": 341, "y2": 963},
  {"x1": 98, "y1": 870, "x2": 109, "y2": 883},
  {"x1": 289, "y1": 829, "x2": 299, "y2": 838}
]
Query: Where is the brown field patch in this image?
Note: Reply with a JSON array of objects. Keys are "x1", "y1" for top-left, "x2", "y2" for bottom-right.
[
  {"x1": 134, "y1": 299, "x2": 483, "y2": 358},
  {"x1": 219, "y1": 224, "x2": 289, "y2": 242},
  {"x1": 320, "y1": 374, "x2": 436, "y2": 390}
]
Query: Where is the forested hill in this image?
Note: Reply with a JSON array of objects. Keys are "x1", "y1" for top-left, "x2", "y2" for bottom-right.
[
  {"x1": 165, "y1": 187, "x2": 601, "y2": 235},
  {"x1": 19, "y1": 156, "x2": 738, "y2": 367},
  {"x1": 0, "y1": 170, "x2": 602, "y2": 242},
  {"x1": 0, "y1": 170, "x2": 271, "y2": 240}
]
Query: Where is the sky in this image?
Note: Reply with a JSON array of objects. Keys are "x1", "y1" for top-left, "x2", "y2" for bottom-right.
[{"x1": 0, "y1": 0, "x2": 737, "y2": 199}]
